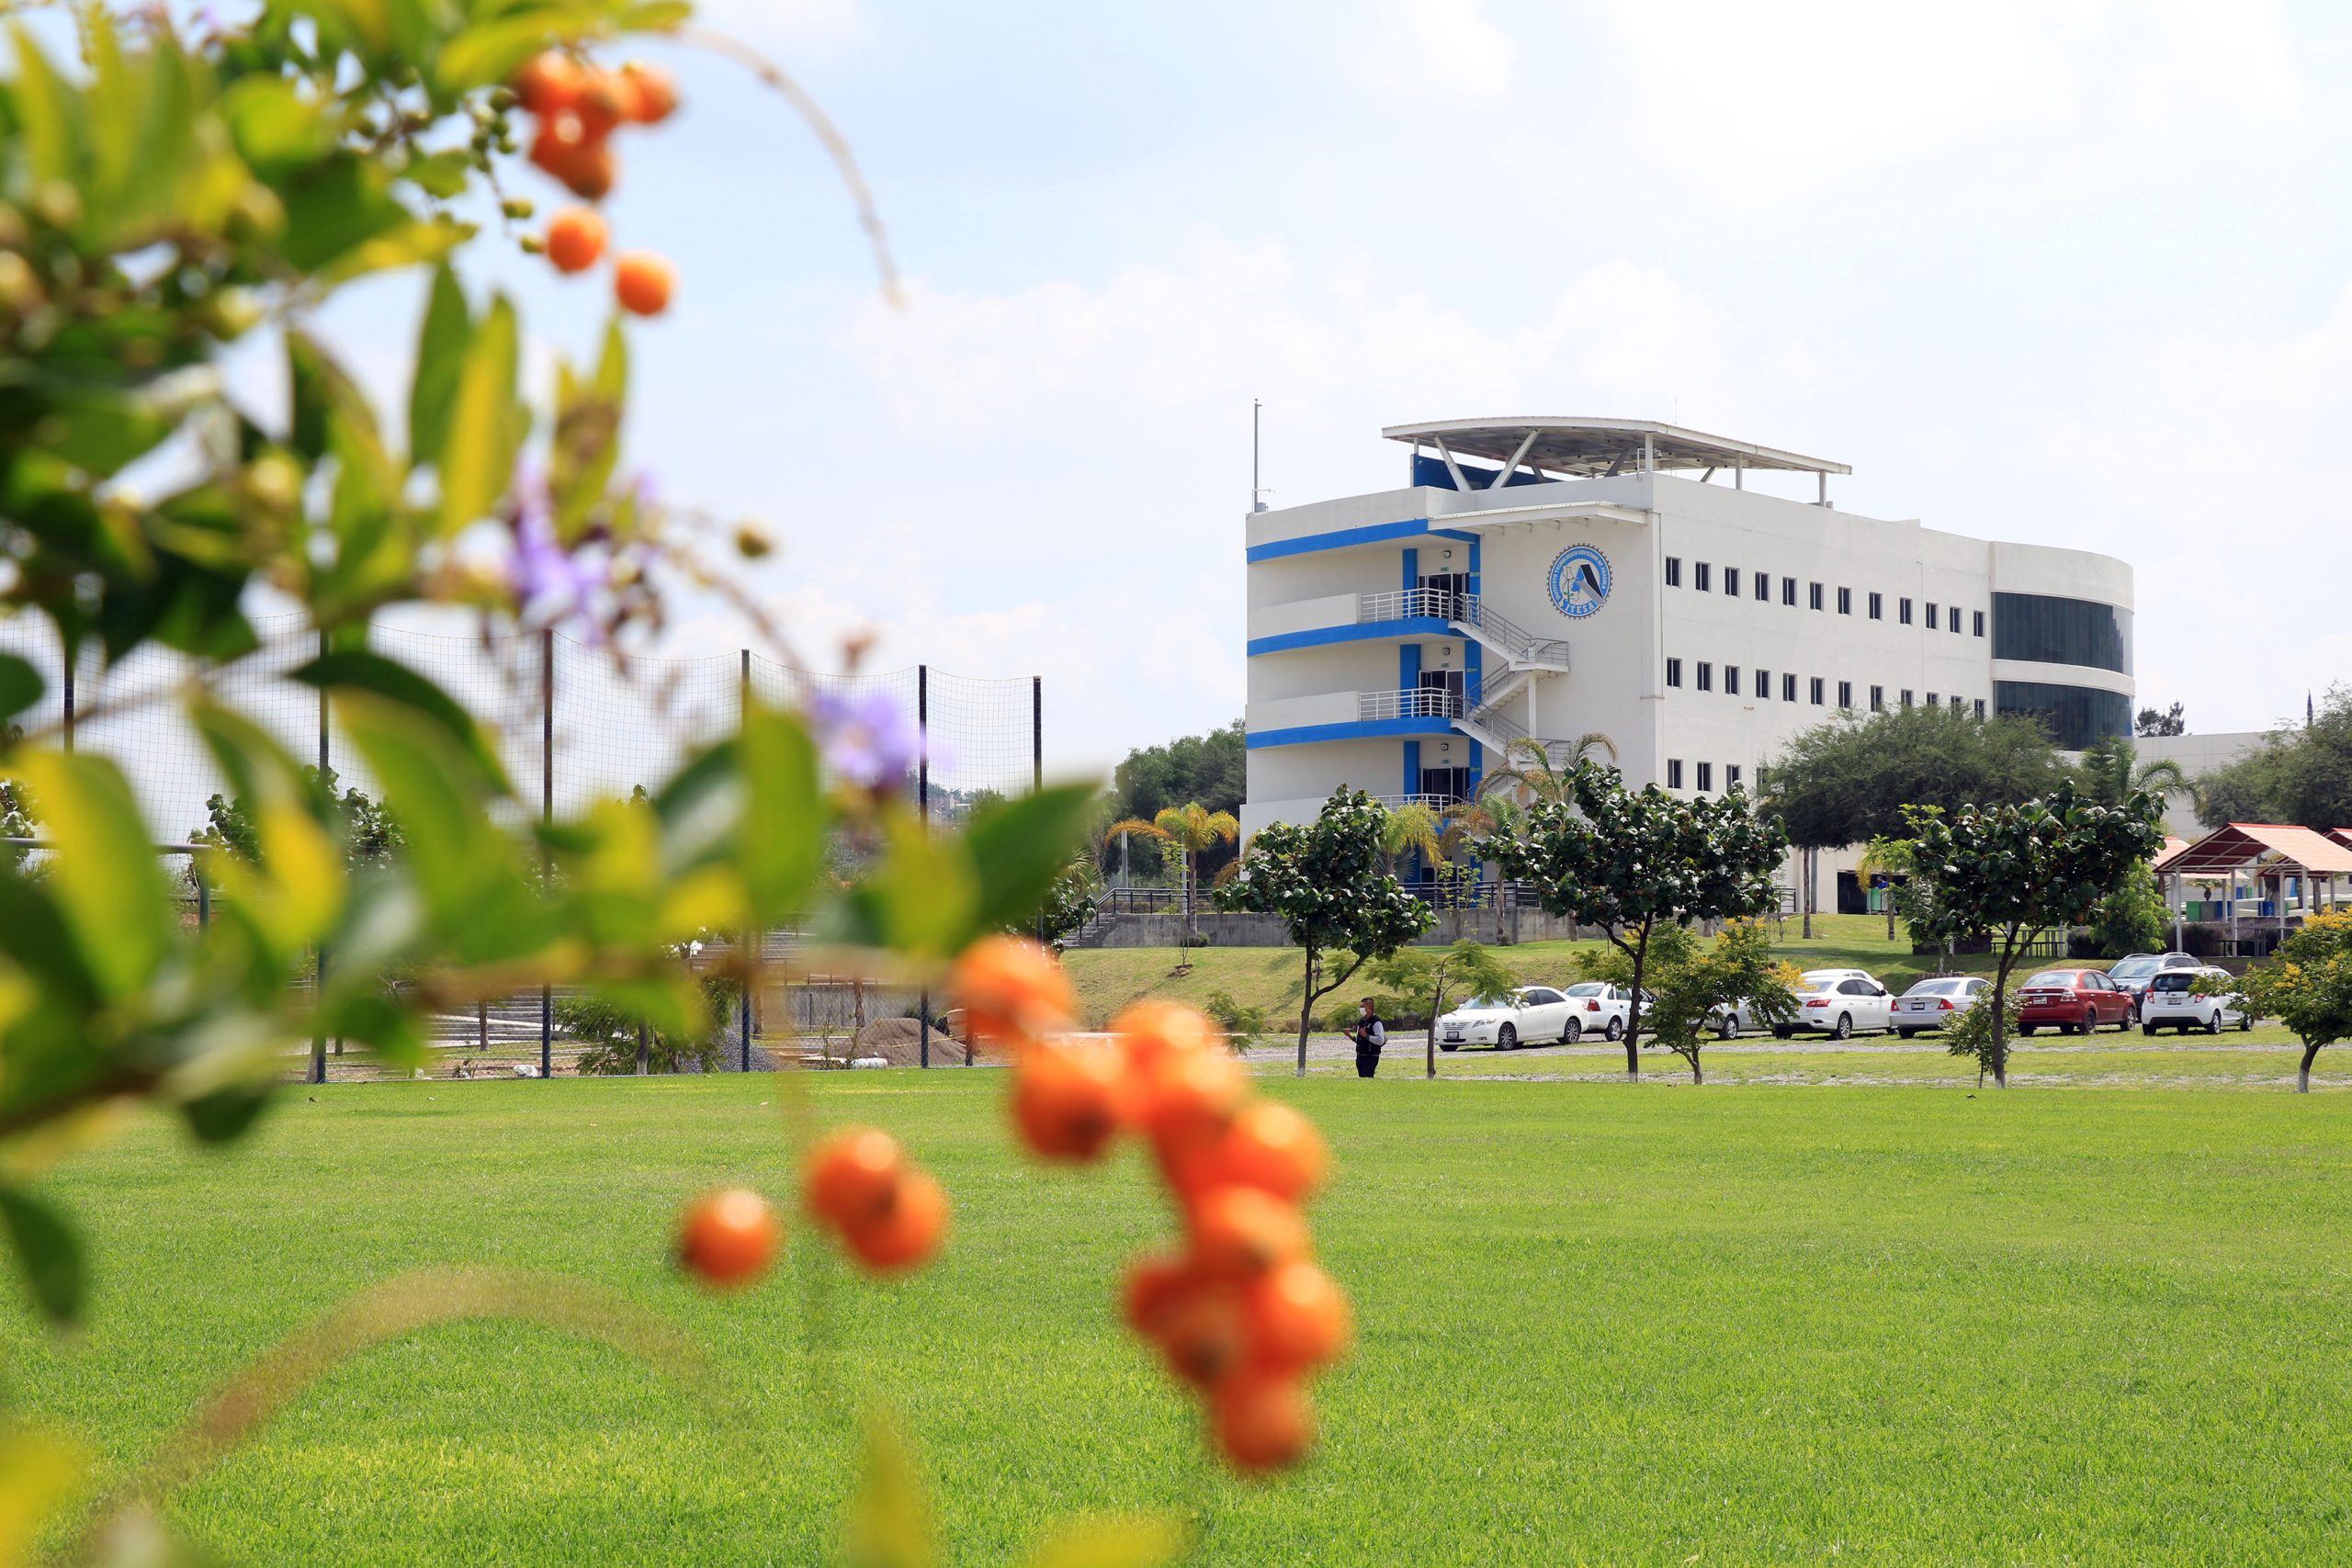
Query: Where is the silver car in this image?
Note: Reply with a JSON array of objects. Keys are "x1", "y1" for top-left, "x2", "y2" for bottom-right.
[{"x1": 1893, "y1": 976, "x2": 1988, "y2": 1037}]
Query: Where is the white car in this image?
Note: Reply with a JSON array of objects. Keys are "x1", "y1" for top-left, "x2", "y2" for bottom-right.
[
  {"x1": 1717, "y1": 968, "x2": 1885, "y2": 1038},
  {"x1": 1773, "y1": 975, "x2": 1895, "y2": 1039},
  {"x1": 2140, "y1": 967, "x2": 2254, "y2": 1034},
  {"x1": 1560, "y1": 982, "x2": 1635, "y2": 1043},
  {"x1": 1437, "y1": 986, "x2": 1577, "y2": 1051},
  {"x1": 1893, "y1": 976, "x2": 1989, "y2": 1037}
]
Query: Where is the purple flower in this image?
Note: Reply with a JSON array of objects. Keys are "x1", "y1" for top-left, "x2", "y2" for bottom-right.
[
  {"x1": 504, "y1": 472, "x2": 610, "y2": 640},
  {"x1": 811, "y1": 690, "x2": 920, "y2": 791}
]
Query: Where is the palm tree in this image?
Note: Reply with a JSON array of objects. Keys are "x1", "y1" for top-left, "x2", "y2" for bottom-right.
[
  {"x1": 2076, "y1": 734, "x2": 2187, "y2": 810},
  {"x1": 1856, "y1": 835, "x2": 1917, "y2": 942},
  {"x1": 1476, "y1": 732, "x2": 1618, "y2": 807},
  {"x1": 1102, "y1": 802, "x2": 1239, "y2": 965},
  {"x1": 1379, "y1": 801, "x2": 1442, "y2": 874}
]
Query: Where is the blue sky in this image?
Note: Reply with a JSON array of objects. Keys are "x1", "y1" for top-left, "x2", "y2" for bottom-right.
[{"x1": 333, "y1": 0, "x2": 2352, "y2": 776}]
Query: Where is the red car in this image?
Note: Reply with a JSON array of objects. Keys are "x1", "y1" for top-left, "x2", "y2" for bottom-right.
[{"x1": 2015, "y1": 968, "x2": 2136, "y2": 1035}]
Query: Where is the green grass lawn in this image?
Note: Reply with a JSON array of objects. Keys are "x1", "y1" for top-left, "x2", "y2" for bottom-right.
[
  {"x1": 7, "y1": 1072, "x2": 2352, "y2": 1563},
  {"x1": 1066, "y1": 914, "x2": 2012, "y2": 1029}
]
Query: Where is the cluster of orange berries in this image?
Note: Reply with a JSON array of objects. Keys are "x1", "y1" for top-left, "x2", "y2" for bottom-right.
[
  {"x1": 675, "y1": 1127, "x2": 949, "y2": 1290},
  {"x1": 952, "y1": 936, "x2": 1353, "y2": 1476},
  {"x1": 511, "y1": 51, "x2": 677, "y2": 316}
]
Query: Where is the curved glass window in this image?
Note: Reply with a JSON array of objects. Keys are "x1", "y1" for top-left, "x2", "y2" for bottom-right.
[
  {"x1": 1991, "y1": 592, "x2": 2132, "y2": 673},
  {"x1": 1994, "y1": 682, "x2": 2132, "y2": 750}
]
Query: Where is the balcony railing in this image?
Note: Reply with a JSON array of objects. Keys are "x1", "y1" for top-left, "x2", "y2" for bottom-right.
[
  {"x1": 1374, "y1": 791, "x2": 1467, "y2": 812},
  {"x1": 1354, "y1": 590, "x2": 1569, "y2": 669},
  {"x1": 1359, "y1": 687, "x2": 1465, "y2": 722},
  {"x1": 1357, "y1": 587, "x2": 1463, "y2": 624}
]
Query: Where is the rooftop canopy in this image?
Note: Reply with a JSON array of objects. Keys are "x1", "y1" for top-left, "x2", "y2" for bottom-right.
[
  {"x1": 1382, "y1": 417, "x2": 1851, "y2": 481},
  {"x1": 2154, "y1": 822, "x2": 2352, "y2": 878}
]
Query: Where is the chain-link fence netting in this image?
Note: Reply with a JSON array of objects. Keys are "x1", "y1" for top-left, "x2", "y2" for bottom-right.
[{"x1": 0, "y1": 615, "x2": 1041, "y2": 1082}]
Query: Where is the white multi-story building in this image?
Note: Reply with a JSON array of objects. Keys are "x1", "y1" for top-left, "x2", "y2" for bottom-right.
[{"x1": 1243, "y1": 418, "x2": 2135, "y2": 903}]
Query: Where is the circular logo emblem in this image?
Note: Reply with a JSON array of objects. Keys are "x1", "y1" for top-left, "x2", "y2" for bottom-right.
[{"x1": 1548, "y1": 545, "x2": 1612, "y2": 619}]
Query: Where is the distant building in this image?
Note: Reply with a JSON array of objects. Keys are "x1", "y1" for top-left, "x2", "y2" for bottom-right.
[{"x1": 1243, "y1": 418, "x2": 2138, "y2": 901}]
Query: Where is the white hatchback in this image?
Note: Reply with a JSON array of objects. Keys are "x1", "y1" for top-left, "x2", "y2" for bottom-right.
[
  {"x1": 2140, "y1": 967, "x2": 2253, "y2": 1034},
  {"x1": 1893, "y1": 976, "x2": 1988, "y2": 1037}
]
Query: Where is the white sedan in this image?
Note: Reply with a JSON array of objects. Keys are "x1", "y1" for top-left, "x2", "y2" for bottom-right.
[
  {"x1": 1437, "y1": 986, "x2": 1577, "y2": 1051},
  {"x1": 2140, "y1": 967, "x2": 2254, "y2": 1034},
  {"x1": 1892, "y1": 976, "x2": 1988, "y2": 1037},
  {"x1": 1772, "y1": 976, "x2": 1895, "y2": 1039},
  {"x1": 1560, "y1": 982, "x2": 1635, "y2": 1043}
]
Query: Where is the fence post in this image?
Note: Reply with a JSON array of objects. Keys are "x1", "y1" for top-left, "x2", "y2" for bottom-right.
[
  {"x1": 320, "y1": 628, "x2": 340, "y2": 1058},
  {"x1": 59, "y1": 626, "x2": 73, "y2": 753},
  {"x1": 917, "y1": 663, "x2": 930, "y2": 1069},
  {"x1": 739, "y1": 649, "x2": 753, "y2": 1073},
  {"x1": 1029, "y1": 675, "x2": 1043, "y2": 962},
  {"x1": 540, "y1": 628, "x2": 553, "y2": 1080}
]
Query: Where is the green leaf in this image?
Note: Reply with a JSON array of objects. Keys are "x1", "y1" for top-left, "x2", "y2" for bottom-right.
[
  {"x1": 0, "y1": 654, "x2": 41, "y2": 724},
  {"x1": 831, "y1": 812, "x2": 976, "y2": 961},
  {"x1": 277, "y1": 156, "x2": 411, "y2": 274},
  {"x1": 180, "y1": 1082, "x2": 275, "y2": 1145},
  {"x1": 842, "y1": 1415, "x2": 935, "y2": 1568},
  {"x1": 433, "y1": 15, "x2": 569, "y2": 96},
  {"x1": 435, "y1": 293, "x2": 520, "y2": 535},
  {"x1": 7, "y1": 25, "x2": 85, "y2": 193},
  {"x1": 289, "y1": 650, "x2": 510, "y2": 793},
  {"x1": 14, "y1": 753, "x2": 175, "y2": 998},
  {"x1": 318, "y1": 215, "x2": 474, "y2": 287},
  {"x1": 402, "y1": 150, "x2": 473, "y2": 199},
  {"x1": 738, "y1": 706, "x2": 823, "y2": 919},
  {"x1": 962, "y1": 784, "x2": 1099, "y2": 936},
  {"x1": 410, "y1": 264, "x2": 470, "y2": 467},
  {"x1": 1018, "y1": 1517, "x2": 1189, "y2": 1568},
  {"x1": 0, "y1": 1186, "x2": 85, "y2": 1325},
  {"x1": 220, "y1": 74, "x2": 332, "y2": 179}
]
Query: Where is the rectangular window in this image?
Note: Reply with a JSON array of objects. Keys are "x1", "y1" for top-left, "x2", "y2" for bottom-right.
[
  {"x1": 1925, "y1": 601, "x2": 1939, "y2": 630},
  {"x1": 1901, "y1": 689, "x2": 1915, "y2": 707},
  {"x1": 1810, "y1": 677, "x2": 1826, "y2": 705},
  {"x1": 1949, "y1": 605, "x2": 1962, "y2": 634},
  {"x1": 1809, "y1": 581, "x2": 1825, "y2": 611},
  {"x1": 1754, "y1": 668, "x2": 1770, "y2": 699},
  {"x1": 1899, "y1": 597, "x2": 1914, "y2": 626},
  {"x1": 1666, "y1": 557, "x2": 1682, "y2": 588},
  {"x1": 1726, "y1": 763, "x2": 1742, "y2": 789},
  {"x1": 1694, "y1": 561, "x2": 1712, "y2": 592},
  {"x1": 1973, "y1": 609, "x2": 1985, "y2": 637},
  {"x1": 1724, "y1": 567, "x2": 1741, "y2": 597},
  {"x1": 1696, "y1": 761, "x2": 1713, "y2": 793},
  {"x1": 1697, "y1": 660, "x2": 1713, "y2": 692},
  {"x1": 1869, "y1": 592, "x2": 1883, "y2": 620},
  {"x1": 1725, "y1": 664, "x2": 1741, "y2": 696},
  {"x1": 1973, "y1": 697, "x2": 1985, "y2": 717},
  {"x1": 1838, "y1": 586, "x2": 1852, "y2": 615},
  {"x1": 1782, "y1": 576, "x2": 1797, "y2": 606},
  {"x1": 1754, "y1": 570, "x2": 1770, "y2": 603},
  {"x1": 1666, "y1": 657, "x2": 1682, "y2": 688},
  {"x1": 1781, "y1": 672, "x2": 1797, "y2": 703},
  {"x1": 1951, "y1": 694, "x2": 1964, "y2": 710},
  {"x1": 1838, "y1": 680, "x2": 1853, "y2": 708},
  {"x1": 1870, "y1": 684, "x2": 1884, "y2": 711},
  {"x1": 1927, "y1": 691, "x2": 1939, "y2": 707},
  {"x1": 1667, "y1": 759, "x2": 1684, "y2": 790}
]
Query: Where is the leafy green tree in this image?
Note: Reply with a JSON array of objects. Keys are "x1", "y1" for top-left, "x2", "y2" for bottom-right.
[
  {"x1": 2075, "y1": 735, "x2": 2187, "y2": 810},
  {"x1": 1476, "y1": 732, "x2": 1618, "y2": 807},
  {"x1": 2135, "y1": 702, "x2": 2186, "y2": 738},
  {"x1": 1035, "y1": 855, "x2": 1102, "y2": 953},
  {"x1": 2087, "y1": 859, "x2": 2167, "y2": 958},
  {"x1": 1364, "y1": 939, "x2": 1517, "y2": 1078},
  {"x1": 2191, "y1": 685, "x2": 2352, "y2": 829},
  {"x1": 1102, "y1": 802, "x2": 1238, "y2": 963},
  {"x1": 1484, "y1": 766, "x2": 1788, "y2": 1078},
  {"x1": 1216, "y1": 788, "x2": 1435, "y2": 1076},
  {"x1": 1762, "y1": 704, "x2": 2067, "y2": 850},
  {"x1": 2233, "y1": 910, "x2": 2352, "y2": 1092},
  {"x1": 1900, "y1": 785, "x2": 2166, "y2": 1086},
  {"x1": 189, "y1": 764, "x2": 406, "y2": 883},
  {"x1": 1856, "y1": 834, "x2": 1916, "y2": 942},
  {"x1": 563, "y1": 972, "x2": 738, "y2": 1075},
  {"x1": 1637, "y1": 920, "x2": 1800, "y2": 1085},
  {"x1": 1941, "y1": 985, "x2": 2027, "y2": 1087},
  {"x1": 1102, "y1": 721, "x2": 1245, "y2": 878}
]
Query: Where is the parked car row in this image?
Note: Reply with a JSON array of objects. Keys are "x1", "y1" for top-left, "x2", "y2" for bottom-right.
[{"x1": 1434, "y1": 953, "x2": 2261, "y2": 1052}]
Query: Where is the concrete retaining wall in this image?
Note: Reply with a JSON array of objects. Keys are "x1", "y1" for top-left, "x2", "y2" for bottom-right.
[{"x1": 1083, "y1": 907, "x2": 1613, "y2": 949}]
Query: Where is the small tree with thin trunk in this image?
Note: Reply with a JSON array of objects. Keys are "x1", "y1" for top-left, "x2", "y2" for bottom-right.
[
  {"x1": 1899, "y1": 784, "x2": 2165, "y2": 1088},
  {"x1": 2231, "y1": 910, "x2": 2352, "y2": 1092},
  {"x1": 1484, "y1": 765, "x2": 1788, "y2": 1078},
  {"x1": 1216, "y1": 788, "x2": 1434, "y2": 1077},
  {"x1": 1364, "y1": 939, "x2": 1518, "y2": 1079}
]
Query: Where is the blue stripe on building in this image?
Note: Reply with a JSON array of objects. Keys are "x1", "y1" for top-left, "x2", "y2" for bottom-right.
[
  {"x1": 1244, "y1": 716, "x2": 1457, "y2": 749},
  {"x1": 1246, "y1": 617, "x2": 1451, "y2": 657},
  {"x1": 1245, "y1": 518, "x2": 1482, "y2": 563}
]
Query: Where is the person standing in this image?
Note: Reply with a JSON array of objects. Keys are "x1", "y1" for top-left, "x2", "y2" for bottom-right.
[{"x1": 1350, "y1": 997, "x2": 1386, "y2": 1078}]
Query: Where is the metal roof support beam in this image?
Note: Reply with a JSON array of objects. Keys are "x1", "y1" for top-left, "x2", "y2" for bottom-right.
[
  {"x1": 1430, "y1": 435, "x2": 1469, "y2": 492},
  {"x1": 1699, "y1": 466, "x2": 1715, "y2": 483},
  {"x1": 1489, "y1": 427, "x2": 1540, "y2": 490},
  {"x1": 1603, "y1": 451, "x2": 1625, "y2": 478}
]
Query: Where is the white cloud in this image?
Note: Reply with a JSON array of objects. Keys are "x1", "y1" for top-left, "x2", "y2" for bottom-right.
[
  {"x1": 1349, "y1": 0, "x2": 1518, "y2": 103},
  {"x1": 1601, "y1": 0, "x2": 2302, "y2": 193}
]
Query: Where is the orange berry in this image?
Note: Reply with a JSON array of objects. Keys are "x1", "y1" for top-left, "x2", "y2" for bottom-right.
[
  {"x1": 529, "y1": 119, "x2": 616, "y2": 200},
  {"x1": 1243, "y1": 1261, "x2": 1351, "y2": 1372},
  {"x1": 1140, "y1": 1044, "x2": 1247, "y2": 1161},
  {"x1": 1212, "y1": 1371, "x2": 1314, "y2": 1475},
  {"x1": 513, "y1": 51, "x2": 585, "y2": 116},
  {"x1": 543, "y1": 206, "x2": 607, "y2": 274},
  {"x1": 1122, "y1": 1253, "x2": 1194, "y2": 1342},
  {"x1": 677, "y1": 1187, "x2": 782, "y2": 1289},
  {"x1": 842, "y1": 1168, "x2": 949, "y2": 1275},
  {"x1": 952, "y1": 935, "x2": 1077, "y2": 1047},
  {"x1": 619, "y1": 62, "x2": 679, "y2": 124},
  {"x1": 805, "y1": 1126, "x2": 904, "y2": 1232},
  {"x1": 1111, "y1": 999, "x2": 1218, "y2": 1075},
  {"x1": 1012, "y1": 1042, "x2": 1135, "y2": 1162},
  {"x1": 1205, "y1": 1101, "x2": 1329, "y2": 1203},
  {"x1": 614, "y1": 251, "x2": 673, "y2": 316},
  {"x1": 573, "y1": 72, "x2": 630, "y2": 139},
  {"x1": 1188, "y1": 1186, "x2": 1307, "y2": 1279},
  {"x1": 1157, "y1": 1280, "x2": 1248, "y2": 1387}
]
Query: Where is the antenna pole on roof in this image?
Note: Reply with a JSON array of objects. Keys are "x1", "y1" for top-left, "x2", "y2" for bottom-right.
[{"x1": 1252, "y1": 399, "x2": 1267, "y2": 513}]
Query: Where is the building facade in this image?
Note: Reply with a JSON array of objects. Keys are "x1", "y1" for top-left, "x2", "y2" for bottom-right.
[{"x1": 1243, "y1": 418, "x2": 2136, "y2": 852}]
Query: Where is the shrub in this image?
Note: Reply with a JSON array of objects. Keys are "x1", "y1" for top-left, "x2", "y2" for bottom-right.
[{"x1": 564, "y1": 975, "x2": 739, "y2": 1075}]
